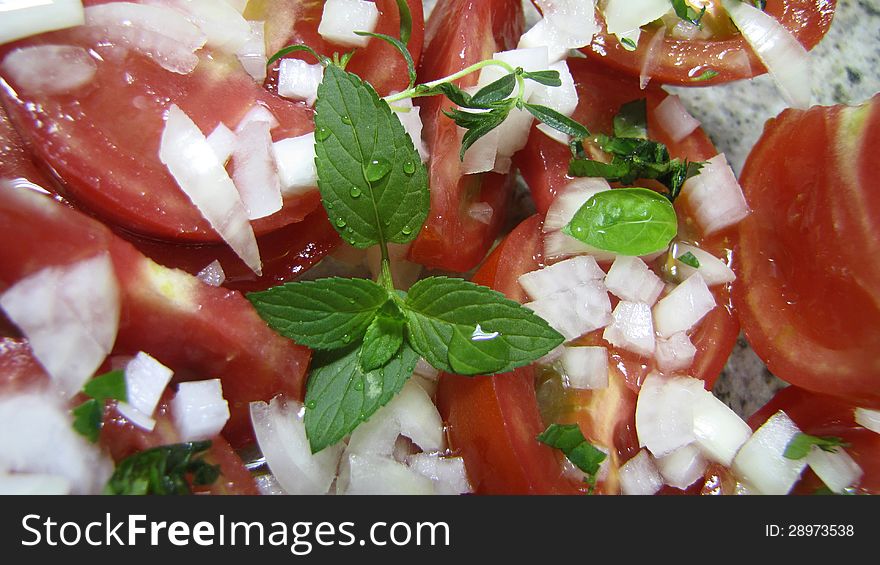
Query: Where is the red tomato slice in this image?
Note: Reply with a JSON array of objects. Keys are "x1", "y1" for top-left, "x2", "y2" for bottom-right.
[
  {"x1": 734, "y1": 95, "x2": 880, "y2": 407},
  {"x1": 748, "y1": 386, "x2": 880, "y2": 494},
  {"x1": 0, "y1": 184, "x2": 310, "y2": 447},
  {"x1": 516, "y1": 58, "x2": 739, "y2": 392},
  {"x1": 406, "y1": 0, "x2": 524, "y2": 272},
  {"x1": 581, "y1": 0, "x2": 836, "y2": 86}
]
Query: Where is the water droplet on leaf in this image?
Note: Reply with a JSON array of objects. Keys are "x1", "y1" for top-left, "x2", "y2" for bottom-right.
[
  {"x1": 349, "y1": 186, "x2": 362, "y2": 198},
  {"x1": 306, "y1": 400, "x2": 316, "y2": 409},
  {"x1": 403, "y1": 160, "x2": 416, "y2": 175},
  {"x1": 342, "y1": 334, "x2": 352, "y2": 343},
  {"x1": 341, "y1": 115, "x2": 352, "y2": 125},
  {"x1": 315, "y1": 126, "x2": 331, "y2": 141},
  {"x1": 401, "y1": 225, "x2": 413, "y2": 235},
  {"x1": 335, "y1": 218, "x2": 347, "y2": 228},
  {"x1": 365, "y1": 159, "x2": 391, "y2": 182}
]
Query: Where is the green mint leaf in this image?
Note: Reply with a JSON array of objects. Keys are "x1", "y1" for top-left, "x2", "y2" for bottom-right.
[
  {"x1": 784, "y1": 433, "x2": 850, "y2": 460},
  {"x1": 314, "y1": 65, "x2": 429, "y2": 248},
  {"x1": 470, "y1": 73, "x2": 517, "y2": 106},
  {"x1": 613, "y1": 99, "x2": 648, "y2": 139},
  {"x1": 522, "y1": 69, "x2": 562, "y2": 87},
  {"x1": 563, "y1": 188, "x2": 678, "y2": 256},
  {"x1": 82, "y1": 369, "x2": 127, "y2": 403},
  {"x1": 402, "y1": 277, "x2": 564, "y2": 375},
  {"x1": 524, "y1": 103, "x2": 590, "y2": 139},
  {"x1": 304, "y1": 342, "x2": 418, "y2": 453},
  {"x1": 354, "y1": 31, "x2": 416, "y2": 89},
  {"x1": 359, "y1": 311, "x2": 405, "y2": 372},
  {"x1": 691, "y1": 69, "x2": 719, "y2": 82},
  {"x1": 267, "y1": 44, "x2": 328, "y2": 68},
  {"x1": 537, "y1": 424, "x2": 607, "y2": 489},
  {"x1": 394, "y1": 0, "x2": 413, "y2": 44},
  {"x1": 103, "y1": 441, "x2": 219, "y2": 495},
  {"x1": 247, "y1": 277, "x2": 390, "y2": 350},
  {"x1": 72, "y1": 399, "x2": 103, "y2": 443},
  {"x1": 677, "y1": 251, "x2": 701, "y2": 268},
  {"x1": 664, "y1": 160, "x2": 703, "y2": 202},
  {"x1": 671, "y1": 0, "x2": 707, "y2": 25}
]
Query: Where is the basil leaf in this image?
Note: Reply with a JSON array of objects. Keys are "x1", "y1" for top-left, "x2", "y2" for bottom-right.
[
  {"x1": 522, "y1": 69, "x2": 562, "y2": 87},
  {"x1": 354, "y1": 31, "x2": 416, "y2": 89},
  {"x1": 671, "y1": 0, "x2": 707, "y2": 25},
  {"x1": 73, "y1": 369, "x2": 127, "y2": 443},
  {"x1": 394, "y1": 0, "x2": 412, "y2": 44},
  {"x1": 677, "y1": 251, "x2": 701, "y2": 268},
  {"x1": 470, "y1": 73, "x2": 517, "y2": 106},
  {"x1": 359, "y1": 312, "x2": 405, "y2": 372},
  {"x1": 537, "y1": 424, "x2": 606, "y2": 489},
  {"x1": 267, "y1": 44, "x2": 327, "y2": 68},
  {"x1": 613, "y1": 99, "x2": 648, "y2": 139},
  {"x1": 104, "y1": 441, "x2": 219, "y2": 495},
  {"x1": 83, "y1": 369, "x2": 126, "y2": 403},
  {"x1": 304, "y1": 342, "x2": 418, "y2": 453},
  {"x1": 314, "y1": 65, "x2": 429, "y2": 248},
  {"x1": 524, "y1": 103, "x2": 590, "y2": 139},
  {"x1": 403, "y1": 277, "x2": 564, "y2": 375},
  {"x1": 72, "y1": 399, "x2": 103, "y2": 443},
  {"x1": 247, "y1": 277, "x2": 390, "y2": 350},
  {"x1": 568, "y1": 158, "x2": 630, "y2": 179},
  {"x1": 784, "y1": 433, "x2": 850, "y2": 460},
  {"x1": 563, "y1": 188, "x2": 678, "y2": 256}
]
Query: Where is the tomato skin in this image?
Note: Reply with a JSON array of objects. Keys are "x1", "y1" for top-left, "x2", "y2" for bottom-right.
[
  {"x1": 733, "y1": 96, "x2": 880, "y2": 407},
  {"x1": 406, "y1": 0, "x2": 524, "y2": 272},
  {"x1": 748, "y1": 386, "x2": 880, "y2": 494},
  {"x1": 581, "y1": 0, "x2": 837, "y2": 86}
]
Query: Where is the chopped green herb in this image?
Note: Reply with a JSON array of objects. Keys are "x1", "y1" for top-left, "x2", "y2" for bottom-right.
[
  {"x1": 72, "y1": 369, "x2": 127, "y2": 443},
  {"x1": 620, "y1": 37, "x2": 637, "y2": 50},
  {"x1": 613, "y1": 99, "x2": 648, "y2": 139},
  {"x1": 521, "y1": 69, "x2": 562, "y2": 87},
  {"x1": 393, "y1": 0, "x2": 413, "y2": 44},
  {"x1": 266, "y1": 44, "x2": 328, "y2": 68},
  {"x1": 537, "y1": 424, "x2": 607, "y2": 491},
  {"x1": 691, "y1": 69, "x2": 719, "y2": 82},
  {"x1": 677, "y1": 251, "x2": 701, "y2": 268},
  {"x1": 104, "y1": 441, "x2": 219, "y2": 495},
  {"x1": 753, "y1": 0, "x2": 767, "y2": 9},
  {"x1": 784, "y1": 433, "x2": 849, "y2": 460},
  {"x1": 672, "y1": 0, "x2": 707, "y2": 26}
]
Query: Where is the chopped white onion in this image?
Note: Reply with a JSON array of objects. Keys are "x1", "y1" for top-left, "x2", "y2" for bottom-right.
[
  {"x1": 343, "y1": 453, "x2": 436, "y2": 495},
  {"x1": 407, "y1": 453, "x2": 473, "y2": 495},
  {"x1": 221, "y1": 0, "x2": 248, "y2": 13},
  {"x1": 196, "y1": 259, "x2": 226, "y2": 287},
  {"x1": 518, "y1": 0, "x2": 599, "y2": 63},
  {"x1": 619, "y1": 449, "x2": 663, "y2": 495},
  {"x1": 0, "y1": 0, "x2": 84, "y2": 45},
  {"x1": 387, "y1": 380, "x2": 445, "y2": 452},
  {"x1": 721, "y1": 0, "x2": 812, "y2": 109},
  {"x1": 236, "y1": 104, "x2": 279, "y2": 131},
  {"x1": 0, "y1": 254, "x2": 119, "y2": 399},
  {"x1": 277, "y1": 58, "x2": 324, "y2": 106},
  {"x1": 559, "y1": 345, "x2": 608, "y2": 390},
  {"x1": 117, "y1": 351, "x2": 173, "y2": 432},
  {"x1": 160, "y1": 104, "x2": 262, "y2": 275},
  {"x1": 345, "y1": 409, "x2": 402, "y2": 459},
  {"x1": 232, "y1": 119, "x2": 283, "y2": 220},
  {"x1": 691, "y1": 385, "x2": 753, "y2": 466},
  {"x1": 544, "y1": 231, "x2": 616, "y2": 262},
  {"x1": 0, "y1": 392, "x2": 112, "y2": 494},
  {"x1": 655, "y1": 443, "x2": 707, "y2": 490},
  {"x1": 254, "y1": 473, "x2": 287, "y2": 495},
  {"x1": 391, "y1": 97, "x2": 429, "y2": 162},
  {"x1": 206, "y1": 123, "x2": 237, "y2": 165},
  {"x1": 531, "y1": 60, "x2": 578, "y2": 143},
  {"x1": 654, "y1": 332, "x2": 697, "y2": 373},
  {"x1": 654, "y1": 95, "x2": 701, "y2": 142},
  {"x1": 635, "y1": 373, "x2": 697, "y2": 457},
  {"x1": 602, "y1": 0, "x2": 671, "y2": 38},
  {"x1": 273, "y1": 133, "x2": 318, "y2": 196},
  {"x1": 237, "y1": 21, "x2": 267, "y2": 82},
  {"x1": 467, "y1": 202, "x2": 494, "y2": 225},
  {"x1": 1, "y1": 45, "x2": 96, "y2": 96},
  {"x1": 855, "y1": 407, "x2": 880, "y2": 435},
  {"x1": 673, "y1": 243, "x2": 736, "y2": 286},
  {"x1": 806, "y1": 446, "x2": 863, "y2": 494},
  {"x1": 250, "y1": 396, "x2": 344, "y2": 495},
  {"x1": 116, "y1": 403, "x2": 157, "y2": 431},
  {"x1": 414, "y1": 358, "x2": 440, "y2": 382},
  {"x1": 544, "y1": 177, "x2": 612, "y2": 233},
  {"x1": 653, "y1": 273, "x2": 716, "y2": 339},
  {"x1": 639, "y1": 26, "x2": 666, "y2": 89},
  {"x1": 318, "y1": 0, "x2": 379, "y2": 48},
  {"x1": 525, "y1": 281, "x2": 612, "y2": 341},
  {"x1": 731, "y1": 410, "x2": 807, "y2": 495},
  {"x1": 604, "y1": 255, "x2": 664, "y2": 306},
  {"x1": 146, "y1": 0, "x2": 251, "y2": 52},
  {"x1": 477, "y1": 47, "x2": 550, "y2": 100},
  {"x1": 681, "y1": 153, "x2": 750, "y2": 235},
  {"x1": 518, "y1": 255, "x2": 605, "y2": 301},
  {"x1": 460, "y1": 124, "x2": 500, "y2": 174},
  {"x1": 0, "y1": 473, "x2": 72, "y2": 495},
  {"x1": 603, "y1": 301, "x2": 655, "y2": 358},
  {"x1": 84, "y1": 3, "x2": 207, "y2": 75},
  {"x1": 172, "y1": 379, "x2": 230, "y2": 441}
]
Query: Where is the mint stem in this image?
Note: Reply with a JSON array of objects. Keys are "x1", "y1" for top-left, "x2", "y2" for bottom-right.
[{"x1": 384, "y1": 60, "x2": 517, "y2": 104}]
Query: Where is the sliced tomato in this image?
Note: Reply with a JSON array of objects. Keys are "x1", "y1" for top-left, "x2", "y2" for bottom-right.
[
  {"x1": 748, "y1": 386, "x2": 880, "y2": 494},
  {"x1": 516, "y1": 58, "x2": 739, "y2": 392},
  {"x1": 581, "y1": 0, "x2": 836, "y2": 86},
  {"x1": 0, "y1": 184, "x2": 311, "y2": 447},
  {"x1": 0, "y1": 337, "x2": 50, "y2": 395},
  {"x1": 406, "y1": 0, "x2": 524, "y2": 272},
  {"x1": 733, "y1": 95, "x2": 880, "y2": 407}
]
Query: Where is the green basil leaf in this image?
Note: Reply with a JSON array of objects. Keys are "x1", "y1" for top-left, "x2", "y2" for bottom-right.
[
  {"x1": 784, "y1": 433, "x2": 850, "y2": 460},
  {"x1": 613, "y1": 99, "x2": 648, "y2": 139},
  {"x1": 537, "y1": 424, "x2": 606, "y2": 489},
  {"x1": 563, "y1": 188, "x2": 678, "y2": 256},
  {"x1": 524, "y1": 103, "x2": 590, "y2": 139},
  {"x1": 359, "y1": 312, "x2": 405, "y2": 372},
  {"x1": 72, "y1": 399, "x2": 103, "y2": 443},
  {"x1": 354, "y1": 31, "x2": 416, "y2": 89},
  {"x1": 522, "y1": 69, "x2": 562, "y2": 87},
  {"x1": 266, "y1": 44, "x2": 328, "y2": 68},
  {"x1": 470, "y1": 73, "x2": 517, "y2": 106},
  {"x1": 568, "y1": 158, "x2": 630, "y2": 179},
  {"x1": 314, "y1": 65, "x2": 429, "y2": 248},
  {"x1": 677, "y1": 251, "x2": 701, "y2": 268},
  {"x1": 82, "y1": 369, "x2": 126, "y2": 403},
  {"x1": 247, "y1": 277, "x2": 390, "y2": 350},
  {"x1": 103, "y1": 441, "x2": 218, "y2": 495},
  {"x1": 304, "y1": 342, "x2": 418, "y2": 453},
  {"x1": 403, "y1": 277, "x2": 564, "y2": 375},
  {"x1": 394, "y1": 0, "x2": 412, "y2": 44}
]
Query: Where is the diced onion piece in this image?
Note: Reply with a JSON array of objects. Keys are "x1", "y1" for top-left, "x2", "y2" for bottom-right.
[
  {"x1": 525, "y1": 281, "x2": 612, "y2": 341},
  {"x1": 277, "y1": 58, "x2": 324, "y2": 106},
  {"x1": 604, "y1": 255, "x2": 664, "y2": 305},
  {"x1": 1, "y1": 45, "x2": 96, "y2": 96},
  {"x1": 691, "y1": 386, "x2": 752, "y2": 466},
  {"x1": 232, "y1": 119, "x2": 283, "y2": 220},
  {"x1": 635, "y1": 373, "x2": 698, "y2": 457},
  {"x1": 654, "y1": 95, "x2": 701, "y2": 142},
  {"x1": 653, "y1": 273, "x2": 715, "y2": 339},
  {"x1": 160, "y1": 104, "x2": 262, "y2": 275},
  {"x1": 0, "y1": 473, "x2": 72, "y2": 495},
  {"x1": 345, "y1": 410, "x2": 402, "y2": 458},
  {"x1": 603, "y1": 301, "x2": 655, "y2": 357},
  {"x1": 493, "y1": 108, "x2": 534, "y2": 174},
  {"x1": 544, "y1": 230, "x2": 618, "y2": 262},
  {"x1": 855, "y1": 407, "x2": 880, "y2": 435},
  {"x1": 407, "y1": 453, "x2": 473, "y2": 495},
  {"x1": 171, "y1": 379, "x2": 230, "y2": 441},
  {"x1": 519, "y1": 255, "x2": 605, "y2": 301},
  {"x1": 721, "y1": 0, "x2": 811, "y2": 109},
  {"x1": 117, "y1": 351, "x2": 173, "y2": 431},
  {"x1": 544, "y1": 177, "x2": 612, "y2": 233},
  {"x1": 806, "y1": 447, "x2": 863, "y2": 494},
  {"x1": 559, "y1": 345, "x2": 608, "y2": 390},
  {"x1": 343, "y1": 453, "x2": 435, "y2": 495},
  {"x1": 318, "y1": 0, "x2": 379, "y2": 48},
  {"x1": 389, "y1": 380, "x2": 445, "y2": 452},
  {"x1": 619, "y1": 449, "x2": 663, "y2": 495},
  {"x1": 655, "y1": 443, "x2": 707, "y2": 490},
  {"x1": 273, "y1": 133, "x2": 318, "y2": 196},
  {"x1": 602, "y1": 0, "x2": 671, "y2": 37},
  {"x1": 237, "y1": 21, "x2": 267, "y2": 82},
  {"x1": 84, "y1": 3, "x2": 207, "y2": 75},
  {"x1": 222, "y1": 0, "x2": 248, "y2": 13},
  {"x1": 391, "y1": 96, "x2": 429, "y2": 162},
  {"x1": 681, "y1": 154, "x2": 749, "y2": 235},
  {"x1": 254, "y1": 473, "x2": 287, "y2": 495},
  {"x1": 414, "y1": 359, "x2": 440, "y2": 382},
  {"x1": 531, "y1": 59, "x2": 578, "y2": 143},
  {"x1": 467, "y1": 202, "x2": 494, "y2": 225},
  {"x1": 518, "y1": 0, "x2": 598, "y2": 63},
  {"x1": 0, "y1": 392, "x2": 112, "y2": 494},
  {"x1": 476, "y1": 47, "x2": 550, "y2": 101},
  {"x1": 731, "y1": 410, "x2": 807, "y2": 495},
  {"x1": 654, "y1": 332, "x2": 697, "y2": 372},
  {"x1": 639, "y1": 26, "x2": 666, "y2": 89},
  {"x1": 206, "y1": 123, "x2": 237, "y2": 165},
  {"x1": 460, "y1": 124, "x2": 500, "y2": 174},
  {"x1": 250, "y1": 396, "x2": 343, "y2": 495},
  {"x1": 147, "y1": 0, "x2": 251, "y2": 52},
  {"x1": 673, "y1": 243, "x2": 735, "y2": 286},
  {"x1": 116, "y1": 403, "x2": 157, "y2": 431},
  {"x1": 0, "y1": 0, "x2": 84, "y2": 45},
  {"x1": 196, "y1": 260, "x2": 226, "y2": 287},
  {"x1": 236, "y1": 104, "x2": 279, "y2": 131},
  {"x1": 0, "y1": 253, "x2": 119, "y2": 399}
]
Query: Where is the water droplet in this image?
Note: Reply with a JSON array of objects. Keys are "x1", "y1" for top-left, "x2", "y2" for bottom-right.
[
  {"x1": 315, "y1": 126, "x2": 331, "y2": 141},
  {"x1": 353, "y1": 380, "x2": 364, "y2": 391},
  {"x1": 325, "y1": 201, "x2": 333, "y2": 209},
  {"x1": 346, "y1": 227, "x2": 354, "y2": 233},
  {"x1": 401, "y1": 225, "x2": 413, "y2": 235},
  {"x1": 342, "y1": 334, "x2": 352, "y2": 344},
  {"x1": 348, "y1": 298, "x2": 356, "y2": 305},
  {"x1": 349, "y1": 186, "x2": 362, "y2": 198},
  {"x1": 403, "y1": 160, "x2": 416, "y2": 175},
  {"x1": 341, "y1": 115, "x2": 352, "y2": 125},
  {"x1": 365, "y1": 158, "x2": 391, "y2": 182},
  {"x1": 335, "y1": 218, "x2": 347, "y2": 228},
  {"x1": 359, "y1": 413, "x2": 367, "y2": 421},
  {"x1": 306, "y1": 400, "x2": 317, "y2": 409},
  {"x1": 471, "y1": 323, "x2": 500, "y2": 341}
]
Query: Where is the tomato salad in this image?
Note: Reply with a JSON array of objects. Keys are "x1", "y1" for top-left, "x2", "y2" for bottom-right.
[{"x1": 0, "y1": 0, "x2": 878, "y2": 496}]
